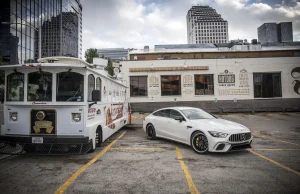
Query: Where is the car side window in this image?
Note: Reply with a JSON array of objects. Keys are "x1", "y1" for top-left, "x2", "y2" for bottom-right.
[
  {"x1": 161, "y1": 109, "x2": 171, "y2": 118},
  {"x1": 153, "y1": 109, "x2": 171, "y2": 117},
  {"x1": 170, "y1": 110, "x2": 184, "y2": 119},
  {"x1": 153, "y1": 110, "x2": 163, "y2": 117}
]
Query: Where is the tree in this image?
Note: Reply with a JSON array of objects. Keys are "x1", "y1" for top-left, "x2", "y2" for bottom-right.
[
  {"x1": 105, "y1": 59, "x2": 114, "y2": 76},
  {"x1": 84, "y1": 48, "x2": 99, "y2": 64}
]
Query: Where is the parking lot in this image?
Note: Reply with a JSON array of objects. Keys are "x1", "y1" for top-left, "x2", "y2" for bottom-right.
[{"x1": 0, "y1": 111, "x2": 300, "y2": 194}]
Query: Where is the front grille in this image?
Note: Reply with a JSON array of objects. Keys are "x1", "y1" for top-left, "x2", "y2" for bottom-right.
[{"x1": 229, "y1": 132, "x2": 251, "y2": 142}]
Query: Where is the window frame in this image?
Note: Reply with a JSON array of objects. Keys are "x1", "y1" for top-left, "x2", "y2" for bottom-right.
[
  {"x1": 27, "y1": 71, "x2": 53, "y2": 102},
  {"x1": 130, "y1": 76, "x2": 148, "y2": 97},
  {"x1": 194, "y1": 74, "x2": 214, "y2": 96},
  {"x1": 96, "y1": 77, "x2": 101, "y2": 102},
  {"x1": 253, "y1": 72, "x2": 282, "y2": 98},
  {"x1": 6, "y1": 72, "x2": 25, "y2": 102},
  {"x1": 56, "y1": 71, "x2": 84, "y2": 102},
  {"x1": 88, "y1": 74, "x2": 95, "y2": 102},
  {"x1": 161, "y1": 75, "x2": 181, "y2": 96}
]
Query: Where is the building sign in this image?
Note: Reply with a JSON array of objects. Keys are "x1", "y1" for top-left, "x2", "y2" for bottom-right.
[
  {"x1": 218, "y1": 70, "x2": 235, "y2": 87},
  {"x1": 183, "y1": 75, "x2": 193, "y2": 87},
  {"x1": 239, "y1": 69, "x2": 249, "y2": 88},
  {"x1": 129, "y1": 66, "x2": 209, "y2": 72},
  {"x1": 219, "y1": 89, "x2": 250, "y2": 96},
  {"x1": 182, "y1": 75, "x2": 194, "y2": 95},
  {"x1": 148, "y1": 76, "x2": 160, "y2": 96},
  {"x1": 291, "y1": 67, "x2": 300, "y2": 95}
]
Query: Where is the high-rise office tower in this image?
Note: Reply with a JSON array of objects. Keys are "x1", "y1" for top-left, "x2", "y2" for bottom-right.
[
  {"x1": 257, "y1": 22, "x2": 293, "y2": 44},
  {"x1": 187, "y1": 6, "x2": 229, "y2": 44},
  {"x1": 0, "y1": 0, "x2": 82, "y2": 65}
]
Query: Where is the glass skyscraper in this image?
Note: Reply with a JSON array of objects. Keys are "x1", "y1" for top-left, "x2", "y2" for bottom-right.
[{"x1": 0, "y1": 0, "x2": 82, "y2": 65}]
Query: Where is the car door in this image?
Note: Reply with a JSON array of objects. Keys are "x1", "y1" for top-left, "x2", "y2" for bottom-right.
[
  {"x1": 167, "y1": 109, "x2": 189, "y2": 143},
  {"x1": 151, "y1": 109, "x2": 170, "y2": 136}
]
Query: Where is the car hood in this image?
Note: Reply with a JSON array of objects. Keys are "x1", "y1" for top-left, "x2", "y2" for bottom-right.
[{"x1": 190, "y1": 119, "x2": 250, "y2": 133}]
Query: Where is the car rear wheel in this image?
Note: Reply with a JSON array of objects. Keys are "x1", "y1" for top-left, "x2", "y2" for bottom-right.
[
  {"x1": 146, "y1": 124, "x2": 156, "y2": 140},
  {"x1": 191, "y1": 131, "x2": 209, "y2": 154}
]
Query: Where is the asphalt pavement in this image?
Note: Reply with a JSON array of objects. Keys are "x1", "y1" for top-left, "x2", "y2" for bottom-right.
[{"x1": 0, "y1": 112, "x2": 299, "y2": 194}]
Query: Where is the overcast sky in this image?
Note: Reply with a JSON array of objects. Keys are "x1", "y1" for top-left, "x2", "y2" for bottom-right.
[{"x1": 81, "y1": 0, "x2": 300, "y2": 53}]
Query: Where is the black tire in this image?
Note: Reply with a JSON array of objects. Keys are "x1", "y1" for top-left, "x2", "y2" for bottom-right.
[
  {"x1": 88, "y1": 141, "x2": 95, "y2": 153},
  {"x1": 95, "y1": 128, "x2": 102, "y2": 148},
  {"x1": 146, "y1": 124, "x2": 156, "y2": 140},
  {"x1": 191, "y1": 131, "x2": 209, "y2": 154}
]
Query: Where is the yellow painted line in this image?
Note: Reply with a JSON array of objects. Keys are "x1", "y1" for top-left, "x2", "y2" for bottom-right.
[
  {"x1": 248, "y1": 149, "x2": 300, "y2": 176},
  {"x1": 250, "y1": 148, "x2": 300, "y2": 151},
  {"x1": 54, "y1": 131, "x2": 127, "y2": 194},
  {"x1": 259, "y1": 135, "x2": 300, "y2": 147},
  {"x1": 176, "y1": 146, "x2": 200, "y2": 194},
  {"x1": 110, "y1": 147, "x2": 165, "y2": 151}
]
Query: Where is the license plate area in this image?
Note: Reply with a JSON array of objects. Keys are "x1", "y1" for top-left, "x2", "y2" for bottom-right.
[{"x1": 32, "y1": 137, "x2": 43, "y2": 144}]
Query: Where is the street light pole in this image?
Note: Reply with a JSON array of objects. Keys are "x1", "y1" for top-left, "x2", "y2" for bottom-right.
[{"x1": 1, "y1": 22, "x2": 41, "y2": 59}]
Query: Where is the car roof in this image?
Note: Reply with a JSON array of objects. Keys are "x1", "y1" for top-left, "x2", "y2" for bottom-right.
[{"x1": 154, "y1": 107, "x2": 200, "y2": 112}]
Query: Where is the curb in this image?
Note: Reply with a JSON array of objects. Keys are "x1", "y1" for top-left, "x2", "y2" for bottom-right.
[{"x1": 123, "y1": 124, "x2": 142, "y2": 129}]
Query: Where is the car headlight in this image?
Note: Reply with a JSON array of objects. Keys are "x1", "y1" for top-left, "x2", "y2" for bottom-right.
[
  {"x1": 72, "y1": 113, "x2": 81, "y2": 122},
  {"x1": 208, "y1": 131, "x2": 228, "y2": 138},
  {"x1": 10, "y1": 112, "x2": 18, "y2": 121}
]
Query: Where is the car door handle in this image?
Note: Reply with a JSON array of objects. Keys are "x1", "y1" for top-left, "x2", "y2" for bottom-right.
[{"x1": 186, "y1": 126, "x2": 192, "y2": 129}]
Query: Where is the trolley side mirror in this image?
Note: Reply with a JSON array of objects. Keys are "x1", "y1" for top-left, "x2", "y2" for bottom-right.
[
  {"x1": 0, "y1": 88, "x2": 4, "y2": 104},
  {"x1": 92, "y1": 90, "x2": 101, "y2": 102}
]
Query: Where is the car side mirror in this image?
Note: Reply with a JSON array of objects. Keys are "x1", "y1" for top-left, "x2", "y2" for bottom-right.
[
  {"x1": 174, "y1": 116, "x2": 184, "y2": 122},
  {"x1": 0, "y1": 88, "x2": 4, "y2": 104},
  {"x1": 92, "y1": 90, "x2": 101, "y2": 101}
]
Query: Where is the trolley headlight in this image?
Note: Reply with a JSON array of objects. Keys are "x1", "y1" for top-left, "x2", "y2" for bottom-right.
[
  {"x1": 208, "y1": 131, "x2": 228, "y2": 138},
  {"x1": 10, "y1": 112, "x2": 18, "y2": 121},
  {"x1": 72, "y1": 113, "x2": 81, "y2": 122}
]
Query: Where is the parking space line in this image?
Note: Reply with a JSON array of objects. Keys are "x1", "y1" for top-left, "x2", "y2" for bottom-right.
[
  {"x1": 110, "y1": 147, "x2": 165, "y2": 151},
  {"x1": 176, "y1": 146, "x2": 200, "y2": 194},
  {"x1": 259, "y1": 135, "x2": 300, "y2": 147},
  {"x1": 54, "y1": 131, "x2": 127, "y2": 194},
  {"x1": 250, "y1": 148, "x2": 300, "y2": 151},
  {"x1": 248, "y1": 149, "x2": 300, "y2": 176}
]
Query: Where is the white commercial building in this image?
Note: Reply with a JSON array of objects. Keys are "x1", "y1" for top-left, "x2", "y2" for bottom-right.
[
  {"x1": 121, "y1": 47, "x2": 300, "y2": 113},
  {"x1": 187, "y1": 6, "x2": 229, "y2": 44}
]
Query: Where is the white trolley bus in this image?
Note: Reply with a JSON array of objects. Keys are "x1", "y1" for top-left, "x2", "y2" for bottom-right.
[{"x1": 0, "y1": 57, "x2": 128, "y2": 154}]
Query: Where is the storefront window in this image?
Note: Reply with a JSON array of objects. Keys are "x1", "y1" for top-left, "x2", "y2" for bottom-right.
[
  {"x1": 6, "y1": 72, "x2": 24, "y2": 101},
  {"x1": 161, "y1": 75, "x2": 181, "y2": 96},
  {"x1": 28, "y1": 71, "x2": 52, "y2": 101},
  {"x1": 130, "y1": 76, "x2": 147, "y2": 97},
  {"x1": 88, "y1": 74, "x2": 95, "y2": 102},
  {"x1": 254, "y1": 73, "x2": 282, "y2": 98},
  {"x1": 195, "y1": 74, "x2": 214, "y2": 95},
  {"x1": 56, "y1": 72, "x2": 84, "y2": 102}
]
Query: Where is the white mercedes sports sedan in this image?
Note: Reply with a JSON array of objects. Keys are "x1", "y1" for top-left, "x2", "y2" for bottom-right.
[{"x1": 143, "y1": 107, "x2": 252, "y2": 154}]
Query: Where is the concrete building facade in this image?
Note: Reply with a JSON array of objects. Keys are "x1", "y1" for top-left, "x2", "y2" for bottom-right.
[
  {"x1": 258, "y1": 22, "x2": 293, "y2": 44},
  {"x1": 121, "y1": 47, "x2": 300, "y2": 113},
  {"x1": 187, "y1": 6, "x2": 228, "y2": 44}
]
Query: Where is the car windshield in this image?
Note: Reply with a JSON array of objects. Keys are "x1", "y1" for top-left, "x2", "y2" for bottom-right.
[
  {"x1": 56, "y1": 72, "x2": 84, "y2": 102},
  {"x1": 181, "y1": 109, "x2": 216, "y2": 120}
]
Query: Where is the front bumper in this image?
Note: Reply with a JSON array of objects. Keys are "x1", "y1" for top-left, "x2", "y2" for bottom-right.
[
  {"x1": 209, "y1": 137, "x2": 253, "y2": 152},
  {"x1": 0, "y1": 135, "x2": 92, "y2": 155}
]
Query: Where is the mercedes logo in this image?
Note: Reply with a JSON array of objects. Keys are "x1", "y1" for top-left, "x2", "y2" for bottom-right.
[{"x1": 240, "y1": 133, "x2": 246, "y2": 141}]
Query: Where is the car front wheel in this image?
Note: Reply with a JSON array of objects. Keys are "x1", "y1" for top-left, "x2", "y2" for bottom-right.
[
  {"x1": 191, "y1": 131, "x2": 209, "y2": 154},
  {"x1": 146, "y1": 124, "x2": 156, "y2": 140}
]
